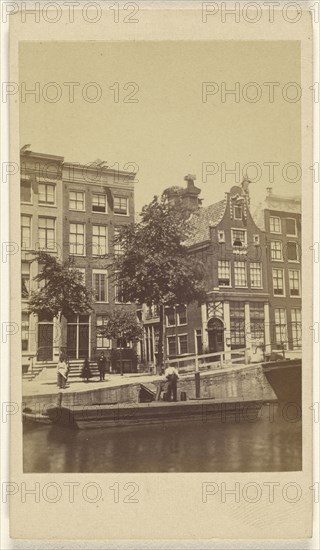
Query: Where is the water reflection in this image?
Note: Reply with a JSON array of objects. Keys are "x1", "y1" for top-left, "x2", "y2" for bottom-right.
[{"x1": 23, "y1": 404, "x2": 302, "y2": 473}]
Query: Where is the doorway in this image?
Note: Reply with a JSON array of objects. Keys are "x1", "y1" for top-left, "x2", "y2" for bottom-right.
[{"x1": 207, "y1": 317, "x2": 225, "y2": 355}]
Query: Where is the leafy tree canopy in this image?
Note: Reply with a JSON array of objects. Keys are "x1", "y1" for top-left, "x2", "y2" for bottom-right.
[
  {"x1": 28, "y1": 251, "x2": 92, "y2": 320},
  {"x1": 97, "y1": 309, "x2": 143, "y2": 343},
  {"x1": 113, "y1": 195, "x2": 206, "y2": 307}
]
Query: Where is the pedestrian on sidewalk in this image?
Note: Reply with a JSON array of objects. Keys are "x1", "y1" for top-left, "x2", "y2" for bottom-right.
[
  {"x1": 57, "y1": 353, "x2": 69, "y2": 389},
  {"x1": 80, "y1": 357, "x2": 92, "y2": 383},
  {"x1": 97, "y1": 352, "x2": 107, "y2": 381},
  {"x1": 164, "y1": 364, "x2": 180, "y2": 402}
]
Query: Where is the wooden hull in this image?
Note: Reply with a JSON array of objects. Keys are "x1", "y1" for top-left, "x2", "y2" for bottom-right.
[
  {"x1": 262, "y1": 359, "x2": 301, "y2": 404},
  {"x1": 33, "y1": 397, "x2": 279, "y2": 430}
]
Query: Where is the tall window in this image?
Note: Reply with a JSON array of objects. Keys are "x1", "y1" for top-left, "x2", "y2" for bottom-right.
[
  {"x1": 166, "y1": 308, "x2": 175, "y2": 326},
  {"x1": 270, "y1": 240, "x2": 283, "y2": 261},
  {"x1": 167, "y1": 336, "x2": 176, "y2": 356},
  {"x1": 92, "y1": 193, "x2": 107, "y2": 213},
  {"x1": 178, "y1": 334, "x2": 188, "y2": 355},
  {"x1": 286, "y1": 218, "x2": 297, "y2": 236},
  {"x1": 250, "y1": 303, "x2": 265, "y2": 344},
  {"x1": 233, "y1": 205, "x2": 242, "y2": 219},
  {"x1": 230, "y1": 302, "x2": 245, "y2": 347},
  {"x1": 291, "y1": 309, "x2": 302, "y2": 348},
  {"x1": 114, "y1": 227, "x2": 124, "y2": 255},
  {"x1": 274, "y1": 308, "x2": 287, "y2": 346},
  {"x1": 92, "y1": 270, "x2": 108, "y2": 302},
  {"x1": 232, "y1": 229, "x2": 247, "y2": 248},
  {"x1": 177, "y1": 305, "x2": 187, "y2": 325},
  {"x1": 269, "y1": 216, "x2": 281, "y2": 233},
  {"x1": 272, "y1": 268, "x2": 284, "y2": 296},
  {"x1": 114, "y1": 273, "x2": 125, "y2": 303},
  {"x1": 38, "y1": 217, "x2": 55, "y2": 251},
  {"x1": 21, "y1": 179, "x2": 31, "y2": 203},
  {"x1": 70, "y1": 223, "x2": 85, "y2": 255},
  {"x1": 92, "y1": 225, "x2": 108, "y2": 256},
  {"x1": 114, "y1": 196, "x2": 128, "y2": 215},
  {"x1": 39, "y1": 183, "x2": 55, "y2": 205},
  {"x1": 287, "y1": 241, "x2": 299, "y2": 262},
  {"x1": 67, "y1": 314, "x2": 90, "y2": 359},
  {"x1": 21, "y1": 312, "x2": 30, "y2": 351},
  {"x1": 218, "y1": 260, "x2": 231, "y2": 286},
  {"x1": 234, "y1": 261, "x2": 247, "y2": 287},
  {"x1": 21, "y1": 215, "x2": 31, "y2": 249},
  {"x1": 69, "y1": 190, "x2": 85, "y2": 211},
  {"x1": 21, "y1": 262, "x2": 30, "y2": 299},
  {"x1": 250, "y1": 263, "x2": 262, "y2": 288},
  {"x1": 289, "y1": 270, "x2": 300, "y2": 297},
  {"x1": 96, "y1": 316, "x2": 112, "y2": 349}
]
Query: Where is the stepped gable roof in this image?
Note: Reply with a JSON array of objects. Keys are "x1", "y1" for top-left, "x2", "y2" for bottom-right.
[{"x1": 185, "y1": 199, "x2": 227, "y2": 247}]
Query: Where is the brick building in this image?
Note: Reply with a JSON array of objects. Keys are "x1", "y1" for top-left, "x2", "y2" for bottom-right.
[
  {"x1": 20, "y1": 148, "x2": 136, "y2": 376},
  {"x1": 140, "y1": 177, "x2": 272, "y2": 369},
  {"x1": 20, "y1": 149, "x2": 64, "y2": 372},
  {"x1": 253, "y1": 188, "x2": 302, "y2": 353}
]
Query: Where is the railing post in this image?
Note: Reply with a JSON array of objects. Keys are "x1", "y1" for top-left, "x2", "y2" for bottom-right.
[{"x1": 194, "y1": 354, "x2": 200, "y2": 398}]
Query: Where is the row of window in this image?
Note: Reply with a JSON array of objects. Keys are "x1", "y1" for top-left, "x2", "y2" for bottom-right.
[
  {"x1": 218, "y1": 261, "x2": 262, "y2": 288},
  {"x1": 22, "y1": 266, "x2": 125, "y2": 304},
  {"x1": 269, "y1": 240, "x2": 300, "y2": 262},
  {"x1": 21, "y1": 180, "x2": 129, "y2": 216},
  {"x1": 21, "y1": 216, "x2": 123, "y2": 256},
  {"x1": 272, "y1": 268, "x2": 301, "y2": 297},
  {"x1": 269, "y1": 216, "x2": 298, "y2": 236},
  {"x1": 21, "y1": 313, "x2": 130, "y2": 353}
]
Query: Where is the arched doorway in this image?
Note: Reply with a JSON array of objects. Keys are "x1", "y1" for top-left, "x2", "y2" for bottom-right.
[{"x1": 207, "y1": 317, "x2": 225, "y2": 355}]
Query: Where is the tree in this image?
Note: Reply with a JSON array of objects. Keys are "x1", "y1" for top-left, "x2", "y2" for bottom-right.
[
  {"x1": 28, "y1": 251, "x2": 92, "y2": 355},
  {"x1": 97, "y1": 309, "x2": 143, "y2": 375},
  {"x1": 113, "y1": 195, "x2": 206, "y2": 373}
]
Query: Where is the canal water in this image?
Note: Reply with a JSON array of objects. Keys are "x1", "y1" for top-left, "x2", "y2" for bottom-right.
[{"x1": 23, "y1": 403, "x2": 302, "y2": 472}]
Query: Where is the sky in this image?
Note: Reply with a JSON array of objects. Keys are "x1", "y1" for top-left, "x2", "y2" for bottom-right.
[{"x1": 19, "y1": 40, "x2": 301, "y2": 213}]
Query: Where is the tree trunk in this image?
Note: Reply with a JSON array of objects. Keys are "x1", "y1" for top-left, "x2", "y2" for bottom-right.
[{"x1": 157, "y1": 304, "x2": 165, "y2": 375}]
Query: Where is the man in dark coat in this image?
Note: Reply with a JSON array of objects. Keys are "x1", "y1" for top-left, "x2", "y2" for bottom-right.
[{"x1": 97, "y1": 352, "x2": 107, "y2": 381}]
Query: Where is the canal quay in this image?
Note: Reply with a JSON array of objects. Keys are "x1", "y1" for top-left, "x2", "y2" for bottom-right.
[{"x1": 23, "y1": 361, "x2": 302, "y2": 473}]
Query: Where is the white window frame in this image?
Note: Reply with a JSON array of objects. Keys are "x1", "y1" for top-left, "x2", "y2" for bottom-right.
[
  {"x1": 38, "y1": 182, "x2": 56, "y2": 206},
  {"x1": 272, "y1": 268, "x2": 285, "y2": 297},
  {"x1": 96, "y1": 315, "x2": 112, "y2": 349},
  {"x1": 167, "y1": 335, "x2": 176, "y2": 356},
  {"x1": 69, "y1": 223, "x2": 85, "y2": 256},
  {"x1": 177, "y1": 305, "x2": 187, "y2": 326},
  {"x1": 270, "y1": 240, "x2": 283, "y2": 261},
  {"x1": 233, "y1": 205, "x2": 242, "y2": 220},
  {"x1": 269, "y1": 216, "x2": 281, "y2": 234},
  {"x1": 92, "y1": 225, "x2": 108, "y2": 257},
  {"x1": 274, "y1": 308, "x2": 287, "y2": 347},
  {"x1": 21, "y1": 261, "x2": 31, "y2": 300},
  {"x1": 166, "y1": 308, "x2": 176, "y2": 327},
  {"x1": 218, "y1": 230, "x2": 225, "y2": 243},
  {"x1": 250, "y1": 262, "x2": 262, "y2": 289},
  {"x1": 21, "y1": 215, "x2": 32, "y2": 250},
  {"x1": 178, "y1": 333, "x2": 188, "y2": 355},
  {"x1": 291, "y1": 308, "x2": 302, "y2": 349},
  {"x1": 21, "y1": 312, "x2": 30, "y2": 352},
  {"x1": 114, "y1": 196, "x2": 129, "y2": 216},
  {"x1": 92, "y1": 193, "x2": 107, "y2": 213},
  {"x1": 288, "y1": 269, "x2": 301, "y2": 297},
  {"x1": 114, "y1": 227, "x2": 124, "y2": 256},
  {"x1": 231, "y1": 228, "x2": 247, "y2": 248},
  {"x1": 218, "y1": 260, "x2": 231, "y2": 287},
  {"x1": 253, "y1": 234, "x2": 260, "y2": 245},
  {"x1": 38, "y1": 216, "x2": 56, "y2": 252},
  {"x1": 92, "y1": 269, "x2": 109, "y2": 303},
  {"x1": 69, "y1": 190, "x2": 85, "y2": 211},
  {"x1": 234, "y1": 261, "x2": 247, "y2": 288},
  {"x1": 21, "y1": 178, "x2": 32, "y2": 204},
  {"x1": 286, "y1": 217, "x2": 297, "y2": 237}
]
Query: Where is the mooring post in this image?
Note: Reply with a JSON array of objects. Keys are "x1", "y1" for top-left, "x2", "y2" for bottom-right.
[{"x1": 195, "y1": 355, "x2": 200, "y2": 398}]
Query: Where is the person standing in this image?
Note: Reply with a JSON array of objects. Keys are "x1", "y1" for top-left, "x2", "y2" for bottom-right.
[
  {"x1": 164, "y1": 364, "x2": 180, "y2": 402},
  {"x1": 57, "y1": 354, "x2": 68, "y2": 389},
  {"x1": 80, "y1": 357, "x2": 92, "y2": 382},
  {"x1": 97, "y1": 352, "x2": 107, "y2": 381}
]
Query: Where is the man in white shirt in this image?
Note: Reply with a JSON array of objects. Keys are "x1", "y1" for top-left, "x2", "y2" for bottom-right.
[{"x1": 164, "y1": 365, "x2": 180, "y2": 402}]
